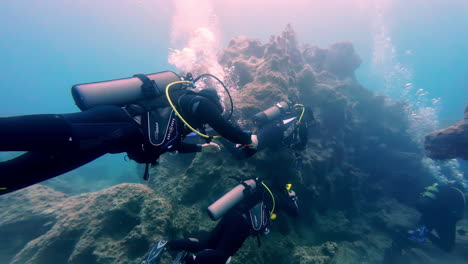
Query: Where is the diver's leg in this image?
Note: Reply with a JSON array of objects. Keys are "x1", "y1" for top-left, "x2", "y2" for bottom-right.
[
  {"x1": 0, "y1": 114, "x2": 74, "y2": 151},
  {"x1": 212, "y1": 212, "x2": 250, "y2": 257},
  {"x1": 193, "y1": 249, "x2": 229, "y2": 264},
  {"x1": 203, "y1": 214, "x2": 232, "y2": 249},
  {"x1": 383, "y1": 229, "x2": 418, "y2": 264},
  {"x1": 167, "y1": 238, "x2": 204, "y2": 253},
  {"x1": 0, "y1": 105, "x2": 142, "y2": 152},
  {"x1": 188, "y1": 218, "x2": 245, "y2": 264},
  {"x1": 62, "y1": 105, "x2": 143, "y2": 153},
  {"x1": 0, "y1": 106, "x2": 143, "y2": 195},
  {"x1": 0, "y1": 148, "x2": 105, "y2": 196},
  {"x1": 430, "y1": 220, "x2": 456, "y2": 252},
  {"x1": 167, "y1": 216, "x2": 230, "y2": 254}
]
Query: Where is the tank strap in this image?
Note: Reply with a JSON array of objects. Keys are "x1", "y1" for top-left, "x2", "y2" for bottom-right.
[
  {"x1": 134, "y1": 74, "x2": 160, "y2": 99},
  {"x1": 241, "y1": 181, "x2": 253, "y2": 196}
]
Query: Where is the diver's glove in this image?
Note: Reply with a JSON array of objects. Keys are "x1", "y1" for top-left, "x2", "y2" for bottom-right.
[
  {"x1": 288, "y1": 190, "x2": 296, "y2": 197},
  {"x1": 201, "y1": 142, "x2": 221, "y2": 153},
  {"x1": 236, "y1": 135, "x2": 258, "y2": 150},
  {"x1": 249, "y1": 134, "x2": 259, "y2": 149},
  {"x1": 288, "y1": 190, "x2": 298, "y2": 201}
]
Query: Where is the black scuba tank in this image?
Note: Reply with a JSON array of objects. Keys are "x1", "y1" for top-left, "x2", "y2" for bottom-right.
[
  {"x1": 253, "y1": 101, "x2": 290, "y2": 126},
  {"x1": 72, "y1": 71, "x2": 182, "y2": 111}
]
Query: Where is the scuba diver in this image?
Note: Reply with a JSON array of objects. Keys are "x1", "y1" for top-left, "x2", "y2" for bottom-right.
[
  {"x1": 227, "y1": 101, "x2": 315, "y2": 164},
  {"x1": 0, "y1": 71, "x2": 258, "y2": 196},
  {"x1": 383, "y1": 181, "x2": 466, "y2": 263},
  {"x1": 139, "y1": 178, "x2": 299, "y2": 264}
]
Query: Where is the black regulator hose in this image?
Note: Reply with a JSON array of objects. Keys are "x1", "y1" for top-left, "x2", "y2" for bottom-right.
[{"x1": 193, "y1": 73, "x2": 234, "y2": 120}]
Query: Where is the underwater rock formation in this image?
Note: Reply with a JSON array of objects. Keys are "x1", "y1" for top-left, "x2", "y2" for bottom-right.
[
  {"x1": 0, "y1": 184, "x2": 171, "y2": 264},
  {"x1": 143, "y1": 25, "x2": 447, "y2": 264},
  {"x1": 424, "y1": 103, "x2": 468, "y2": 160},
  {"x1": 1, "y1": 25, "x2": 466, "y2": 264}
]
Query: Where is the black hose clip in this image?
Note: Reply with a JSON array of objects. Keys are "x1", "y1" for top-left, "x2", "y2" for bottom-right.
[
  {"x1": 181, "y1": 72, "x2": 195, "y2": 90},
  {"x1": 184, "y1": 72, "x2": 194, "y2": 82}
]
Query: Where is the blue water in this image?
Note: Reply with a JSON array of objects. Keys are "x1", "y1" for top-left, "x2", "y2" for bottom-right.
[
  {"x1": 0, "y1": 1, "x2": 176, "y2": 187},
  {"x1": 357, "y1": 0, "x2": 468, "y2": 120},
  {"x1": 1, "y1": 0, "x2": 466, "y2": 190}
]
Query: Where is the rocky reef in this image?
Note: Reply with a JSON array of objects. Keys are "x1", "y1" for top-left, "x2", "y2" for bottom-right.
[
  {"x1": 425, "y1": 104, "x2": 468, "y2": 160},
  {"x1": 1, "y1": 25, "x2": 467, "y2": 264},
  {"x1": 0, "y1": 184, "x2": 171, "y2": 264}
]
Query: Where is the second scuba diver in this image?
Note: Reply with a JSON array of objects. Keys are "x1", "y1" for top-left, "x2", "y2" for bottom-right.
[
  {"x1": 0, "y1": 71, "x2": 258, "y2": 196},
  {"x1": 383, "y1": 181, "x2": 466, "y2": 263},
  {"x1": 139, "y1": 177, "x2": 300, "y2": 264},
  {"x1": 226, "y1": 101, "x2": 315, "y2": 166}
]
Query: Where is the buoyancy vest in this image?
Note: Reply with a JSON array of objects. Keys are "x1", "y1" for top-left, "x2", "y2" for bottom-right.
[
  {"x1": 127, "y1": 90, "x2": 212, "y2": 165},
  {"x1": 248, "y1": 200, "x2": 271, "y2": 234}
]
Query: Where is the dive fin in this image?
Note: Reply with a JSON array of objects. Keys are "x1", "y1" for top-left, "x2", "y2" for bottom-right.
[
  {"x1": 140, "y1": 237, "x2": 168, "y2": 264},
  {"x1": 171, "y1": 250, "x2": 188, "y2": 264}
]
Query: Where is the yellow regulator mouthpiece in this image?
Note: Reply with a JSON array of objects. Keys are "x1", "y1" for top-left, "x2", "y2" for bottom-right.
[{"x1": 286, "y1": 184, "x2": 292, "y2": 191}]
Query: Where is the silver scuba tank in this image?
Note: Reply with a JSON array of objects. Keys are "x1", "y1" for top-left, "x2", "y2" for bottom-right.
[
  {"x1": 71, "y1": 71, "x2": 182, "y2": 111},
  {"x1": 253, "y1": 101, "x2": 289, "y2": 126},
  {"x1": 207, "y1": 179, "x2": 257, "y2": 221}
]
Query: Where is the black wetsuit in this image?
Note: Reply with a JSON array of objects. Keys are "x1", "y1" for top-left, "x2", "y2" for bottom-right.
[
  {"x1": 167, "y1": 186, "x2": 299, "y2": 264},
  {"x1": 0, "y1": 94, "x2": 250, "y2": 195},
  {"x1": 227, "y1": 106, "x2": 313, "y2": 160},
  {"x1": 416, "y1": 184, "x2": 465, "y2": 252},
  {"x1": 256, "y1": 112, "x2": 310, "y2": 151},
  {"x1": 384, "y1": 183, "x2": 465, "y2": 263}
]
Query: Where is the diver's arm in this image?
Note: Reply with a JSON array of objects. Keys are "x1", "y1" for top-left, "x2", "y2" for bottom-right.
[
  {"x1": 275, "y1": 191, "x2": 300, "y2": 217},
  {"x1": 293, "y1": 123, "x2": 309, "y2": 150},
  {"x1": 195, "y1": 100, "x2": 251, "y2": 145},
  {"x1": 177, "y1": 142, "x2": 202, "y2": 153},
  {"x1": 178, "y1": 142, "x2": 221, "y2": 153}
]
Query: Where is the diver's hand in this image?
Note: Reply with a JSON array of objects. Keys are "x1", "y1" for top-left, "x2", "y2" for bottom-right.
[
  {"x1": 201, "y1": 142, "x2": 221, "y2": 153},
  {"x1": 236, "y1": 135, "x2": 258, "y2": 150},
  {"x1": 249, "y1": 135, "x2": 258, "y2": 149},
  {"x1": 288, "y1": 190, "x2": 297, "y2": 201}
]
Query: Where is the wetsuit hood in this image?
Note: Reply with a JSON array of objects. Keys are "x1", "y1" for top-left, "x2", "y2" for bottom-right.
[{"x1": 198, "y1": 88, "x2": 223, "y2": 113}]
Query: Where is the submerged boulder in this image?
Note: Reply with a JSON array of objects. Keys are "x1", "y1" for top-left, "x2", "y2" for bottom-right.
[
  {"x1": 323, "y1": 42, "x2": 362, "y2": 80},
  {"x1": 425, "y1": 103, "x2": 468, "y2": 160}
]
